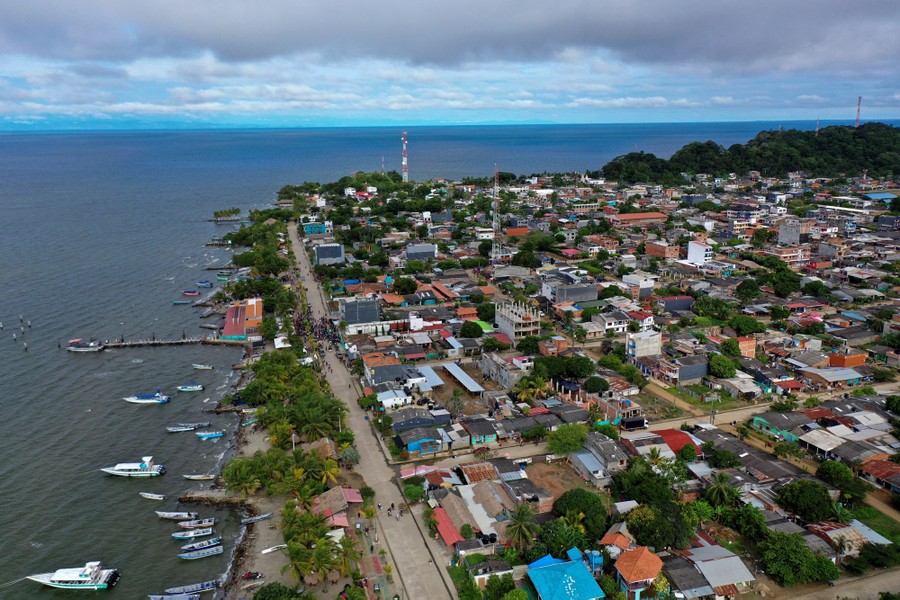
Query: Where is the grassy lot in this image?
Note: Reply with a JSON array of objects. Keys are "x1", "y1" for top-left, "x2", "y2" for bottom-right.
[
  {"x1": 668, "y1": 385, "x2": 747, "y2": 411},
  {"x1": 850, "y1": 506, "x2": 900, "y2": 545},
  {"x1": 634, "y1": 392, "x2": 686, "y2": 421}
]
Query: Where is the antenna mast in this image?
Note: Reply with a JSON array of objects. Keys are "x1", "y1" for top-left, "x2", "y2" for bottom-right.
[
  {"x1": 401, "y1": 132, "x2": 409, "y2": 183},
  {"x1": 491, "y1": 166, "x2": 502, "y2": 267},
  {"x1": 855, "y1": 96, "x2": 862, "y2": 128}
]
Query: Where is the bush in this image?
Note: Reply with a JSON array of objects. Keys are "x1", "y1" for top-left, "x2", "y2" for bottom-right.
[
  {"x1": 777, "y1": 479, "x2": 833, "y2": 522},
  {"x1": 403, "y1": 483, "x2": 425, "y2": 502}
]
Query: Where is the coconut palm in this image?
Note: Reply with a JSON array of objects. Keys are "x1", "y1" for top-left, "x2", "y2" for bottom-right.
[
  {"x1": 833, "y1": 535, "x2": 851, "y2": 565},
  {"x1": 345, "y1": 587, "x2": 367, "y2": 600},
  {"x1": 282, "y1": 541, "x2": 313, "y2": 583},
  {"x1": 647, "y1": 447, "x2": 663, "y2": 466},
  {"x1": 505, "y1": 503, "x2": 540, "y2": 550},
  {"x1": 221, "y1": 458, "x2": 262, "y2": 497},
  {"x1": 308, "y1": 537, "x2": 340, "y2": 586},
  {"x1": 561, "y1": 509, "x2": 586, "y2": 534},
  {"x1": 704, "y1": 472, "x2": 739, "y2": 507},
  {"x1": 337, "y1": 535, "x2": 362, "y2": 576},
  {"x1": 515, "y1": 376, "x2": 550, "y2": 404},
  {"x1": 320, "y1": 458, "x2": 341, "y2": 485}
]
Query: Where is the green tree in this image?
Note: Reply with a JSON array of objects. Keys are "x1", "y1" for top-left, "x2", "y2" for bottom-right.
[
  {"x1": 777, "y1": 479, "x2": 833, "y2": 522},
  {"x1": 253, "y1": 582, "x2": 299, "y2": 600},
  {"x1": 709, "y1": 353, "x2": 736, "y2": 378},
  {"x1": 516, "y1": 336, "x2": 541, "y2": 354},
  {"x1": 404, "y1": 483, "x2": 425, "y2": 502},
  {"x1": 704, "y1": 472, "x2": 739, "y2": 507},
  {"x1": 506, "y1": 503, "x2": 541, "y2": 550},
  {"x1": 478, "y1": 239, "x2": 493, "y2": 258},
  {"x1": 677, "y1": 443, "x2": 697, "y2": 463},
  {"x1": 728, "y1": 315, "x2": 766, "y2": 336},
  {"x1": 553, "y1": 488, "x2": 608, "y2": 540},
  {"x1": 460, "y1": 320, "x2": 484, "y2": 338},
  {"x1": 511, "y1": 249, "x2": 540, "y2": 268},
  {"x1": 547, "y1": 423, "x2": 589, "y2": 456},
  {"x1": 393, "y1": 277, "x2": 418, "y2": 295},
  {"x1": 477, "y1": 303, "x2": 496, "y2": 322},
  {"x1": 758, "y1": 531, "x2": 840, "y2": 586},
  {"x1": 770, "y1": 305, "x2": 790, "y2": 321},
  {"x1": 540, "y1": 518, "x2": 588, "y2": 558},
  {"x1": 484, "y1": 573, "x2": 516, "y2": 600},
  {"x1": 501, "y1": 591, "x2": 528, "y2": 600},
  {"x1": 720, "y1": 338, "x2": 741, "y2": 356},
  {"x1": 735, "y1": 279, "x2": 761, "y2": 303},
  {"x1": 340, "y1": 446, "x2": 361, "y2": 466}
]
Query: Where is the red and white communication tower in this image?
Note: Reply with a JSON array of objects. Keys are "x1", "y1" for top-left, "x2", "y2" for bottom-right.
[{"x1": 401, "y1": 132, "x2": 409, "y2": 183}]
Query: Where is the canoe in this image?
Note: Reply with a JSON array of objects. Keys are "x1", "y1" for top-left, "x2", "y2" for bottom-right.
[
  {"x1": 176, "y1": 384, "x2": 204, "y2": 392},
  {"x1": 148, "y1": 594, "x2": 200, "y2": 600},
  {"x1": 183, "y1": 474, "x2": 215, "y2": 481},
  {"x1": 195, "y1": 431, "x2": 224, "y2": 440},
  {"x1": 167, "y1": 426, "x2": 194, "y2": 433},
  {"x1": 241, "y1": 512, "x2": 273, "y2": 525},
  {"x1": 139, "y1": 492, "x2": 165, "y2": 501},
  {"x1": 182, "y1": 290, "x2": 200, "y2": 296},
  {"x1": 192, "y1": 364, "x2": 214, "y2": 370},
  {"x1": 261, "y1": 544, "x2": 287, "y2": 554},
  {"x1": 156, "y1": 511, "x2": 199, "y2": 520},
  {"x1": 172, "y1": 300, "x2": 191, "y2": 305},
  {"x1": 178, "y1": 517, "x2": 216, "y2": 529},
  {"x1": 171, "y1": 527, "x2": 213, "y2": 540},
  {"x1": 163, "y1": 579, "x2": 220, "y2": 594},
  {"x1": 179, "y1": 538, "x2": 222, "y2": 552},
  {"x1": 178, "y1": 545, "x2": 223, "y2": 560},
  {"x1": 163, "y1": 578, "x2": 220, "y2": 594}
]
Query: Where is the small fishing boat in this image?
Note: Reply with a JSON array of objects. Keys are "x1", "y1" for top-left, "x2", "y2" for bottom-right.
[
  {"x1": 179, "y1": 538, "x2": 222, "y2": 553},
  {"x1": 183, "y1": 473, "x2": 215, "y2": 481},
  {"x1": 216, "y1": 275, "x2": 230, "y2": 281},
  {"x1": 195, "y1": 430, "x2": 224, "y2": 441},
  {"x1": 172, "y1": 300, "x2": 192, "y2": 305},
  {"x1": 192, "y1": 364, "x2": 214, "y2": 370},
  {"x1": 176, "y1": 384, "x2": 204, "y2": 392},
  {"x1": 196, "y1": 280, "x2": 213, "y2": 288},
  {"x1": 182, "y1": 290, "x2": 200, "y2": 296},
  {"x1": 163, "y1": 579, "x2": 220, "y2": 595},
  {"x1": 166, "y1": 425, "x2": 195, "y2": 433},
  {"x1": 66, "y1": 338, "x2": 105, "y2": 352},
  {"x1": 241, "y1": 512, "x2": 273, "y2": 525},
  {"x1": 215, "y1": 270, "x2": 231, "y2": 276},
  {"x1": 26, "y1": 561, "x2": 119, "y2": 590},
  {"x1": 241, "y1": 418, "x2": 257, "y2": 427},
  {"x1": 176, "y1": 422, "x2": 211, "y2": 429},
  {"x1": 101, "y1": 456, "x2": 165, "y2": 477},
  {"x1": 148, "y1": 594, "x2": 200, "y2": 600},
  {"x1": 123, "y1": 390, "x2": 169, "y2": 404},
  {"x1": 178, "y1": 545, "x2": 224, "y2": 560},
  {"x1": 171, "y1": 527, "x2": 213, "y2": 540},
  {"x1": 139, "y1": 492, "x2": 166, "y2": 501},
  {"x1": 178, "y1": 517, "x2": 216, "y2": 529},
  {"x1": 261, "y1": 544, "x2": 287, "y2": 555},
  {"x1": 156, "y1": 511, "x2": 199, "y2": 520}
]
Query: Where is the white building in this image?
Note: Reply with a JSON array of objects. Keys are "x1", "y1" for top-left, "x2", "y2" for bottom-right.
[
  {"x1": 687, "y1": 241, "x2": 713, "y2": 266},
  {"x1": 626, "y1": 330, "x2": 662, "y2": 359}
]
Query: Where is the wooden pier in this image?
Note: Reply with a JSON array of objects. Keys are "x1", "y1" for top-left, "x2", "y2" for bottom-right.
[{"x1": 101, "y1": 337, "x2": 249, "y2": 349}]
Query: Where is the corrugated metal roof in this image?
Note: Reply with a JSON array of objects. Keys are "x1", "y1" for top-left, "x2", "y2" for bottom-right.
[
  {"x1": 418, "y1": 366, "x2": 445, "y2": 388},
  {"x1": 442, "y1": 362, "x2": 485, "y2": 393}
]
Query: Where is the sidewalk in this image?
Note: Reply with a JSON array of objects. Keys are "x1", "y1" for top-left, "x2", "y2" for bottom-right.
[{"x1": 288, "y1": 223, "x2": 456, "y2": 599}]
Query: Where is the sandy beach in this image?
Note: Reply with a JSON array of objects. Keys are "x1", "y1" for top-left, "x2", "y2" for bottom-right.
[{"x1": 222, "y1": 425, "x2": 294, "y2": 599}]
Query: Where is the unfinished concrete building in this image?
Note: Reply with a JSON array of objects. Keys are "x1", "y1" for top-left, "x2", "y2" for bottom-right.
[{"x1": 495, "y1": 302, "x2": 541, "y2": 341}]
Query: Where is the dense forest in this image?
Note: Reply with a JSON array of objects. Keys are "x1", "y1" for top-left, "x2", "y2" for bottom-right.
[{"x1": 601, "y1": 122, "x2": 900, "y2": 184}]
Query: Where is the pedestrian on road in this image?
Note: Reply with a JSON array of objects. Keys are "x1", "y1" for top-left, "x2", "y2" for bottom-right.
[
  {"x1": 396, "y1": 512, "x2": 400, "y2": 521},
  {"x1": 428, "y1": 559, "x2": 433, "y2": 566},
  {"x1": 377, "y1": 502, "x2": 382, "y2": 510},
  {"x1": 390, "y1": 503, "x2": 395, "y2": 510},
  {"x1": 370, "y1": 545, "x2": 374, "y2": 554},
  {"x1": 387, "y1": 508, "x2": 391, "y2": 517}
]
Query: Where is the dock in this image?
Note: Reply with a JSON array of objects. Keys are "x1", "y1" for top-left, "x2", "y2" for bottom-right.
[{"x1": 101, "y1": 337, "x2": 249, "y2": 349}]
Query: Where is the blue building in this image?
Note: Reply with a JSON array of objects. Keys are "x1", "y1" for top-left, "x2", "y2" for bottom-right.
[{"x1": 527, "y1": 550, "x2": 605, "y2": 600}]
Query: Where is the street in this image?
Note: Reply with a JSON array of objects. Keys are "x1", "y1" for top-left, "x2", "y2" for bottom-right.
[{"x1": 288, "y1": 223, "x2": 457, "y2": 600}]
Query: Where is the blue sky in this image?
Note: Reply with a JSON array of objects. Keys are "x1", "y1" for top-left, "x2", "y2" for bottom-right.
[{"x1": 0, "y1": 0, "x2": 898, "y2": 129}]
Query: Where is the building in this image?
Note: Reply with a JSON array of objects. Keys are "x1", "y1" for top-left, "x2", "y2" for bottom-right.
[
  {"x1": 615, "y1": 546, "x2": 662, "y2": 600},
  {"x1": 302, "y1": 221, "x2": 333, "y2": 236},
  {"x1": 528, "y1": 554, "x2": 605, "y2": 600},
  {"x1": 495, "y1": 302, "x2": 541, "y2": 341},
  {"x1": 542, "y1": 279, "x2": 597, "y2": 303},
  {"x1": 479, "y1": 353, "x2": 533, "y2": 389},
  {"x1": 778, "y1": 220, "x2": 810, "y2": 245},
  {"x1": 314, "y1": 243, "x2": 346, "y2": 265},
  {"x1": 222, "y1": 297, "x2": 263, "y2": 340},
  {"x1": 686, "y1": 241, "x2": 713, "y2": 266},
  {"x1": 645, "y1": 240, "x2": 680, "y2": 259},
  {"x1": 609, "y1": 212, "x2": 668, "y2": 227},
  {"x1": 626, "y1": 330, "x2": 662, "y2": 359},
  {"x1": 339, "y1": 298, "x2": 381, "y2": 325},
  {"x1": 406, "y1": 243, "x2": 438, "y2": 262}
]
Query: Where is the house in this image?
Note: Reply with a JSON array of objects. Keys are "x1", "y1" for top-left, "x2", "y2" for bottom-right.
[
  {"x1": 658, "y1": 355, "x2": 708, "y2": 384},
  {"x1": 751, "y1": 411, "x2": 813, "y2": 442},
  {"x1": 528, "y1": 554, "x2": 606, "y2": 600},
  {"x1": 314, "y1": 243, "x2": 346, "y2": 265},
  {"x1": 609, "y1": 212, "x2": 668, "y2": 227},
  {"x1": 222, "y1": 297, "x2": 264, "y2": 340},
  {"x1": 395, "y1": 427, "x2": 443, "y2": 456},
  {"x1": 661, "y1": 555, "x2": 715, "y2": 600},
  {"x1": 797, "y1": 367, "x2": 863, "y2": 389},
  {"x1": 391, "y1": 408, "x2": 437, "y2": 432},
  {"x1": 340, "y1": 297, "x2": 381, "y2": 325},
  {"x1": 861, "y1": 460, "x2": 900, "y2": 494},
  {"x1": 680, "y1": 542, "x2": 756, "y2": 596},
  {"x1": 406, "y1": 243, "x2": 438, "y2": 262},
  {"x1": 467, "y1": 560, "x2": 514, "y2": 589},
  {"x1": 615, "y1": 546, "x2": 662, "y2": 600},
  {"x1": 461, "y1": 418, "x2": 499, "y2": 446}
]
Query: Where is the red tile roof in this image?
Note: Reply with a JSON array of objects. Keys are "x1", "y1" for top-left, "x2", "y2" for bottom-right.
[
  {"x1": 615, "y1": 546, "x2": 662, "y2": 583},
  {"x1": 433, "y1": 507, "x2": 464, "y2": 546}
]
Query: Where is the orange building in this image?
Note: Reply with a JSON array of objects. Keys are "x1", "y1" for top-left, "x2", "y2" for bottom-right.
[{"x1": 829, "y1": 350, "x2": 867, "y2": 368}]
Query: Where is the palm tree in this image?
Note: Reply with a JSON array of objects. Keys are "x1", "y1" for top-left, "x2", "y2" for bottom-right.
[
  {"x1": 362, "y1": 503, "x2": 377, "y2": 527},
  {"x1": 704, "y1": 472, "x2": 739, "y2": 507},
  {"x1": 282, "y1": 541, "x2": 313, "y2": 583},
  {"x1": 833, "y1": 535, "x2": 851, "y2": 565},
  {"x1": 222, "y1": 458, "x2": 262, "y2": 497},
  {"x1": 647, "y1": 447, "x2": 664, "y2": 466},
  {"x1": 515, "y1": 376, "x2": 550, "y2": 404},
  {"x1": 337, "y1": 535, "x2": 362, "y2": 576},
  {"x1": 505, "y1": 503, "x2": 540, "y2": 550},
  {"x1": 308, "y1": 537, "x2": 339, "y2": 586},
  {"x1": 561, "y1": 509, "x2": 586, "y2": 534},
  {"x1": 345, "y1": 587, "x2": 367, "y2": 600},
  {"x1": 320, "y1": 458, "x2": 341, "y2": 485}
]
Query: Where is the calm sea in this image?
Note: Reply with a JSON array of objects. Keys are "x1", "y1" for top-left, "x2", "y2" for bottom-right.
[{"x1": 0, "y1": 120, "x2": 882, "y2": 597}]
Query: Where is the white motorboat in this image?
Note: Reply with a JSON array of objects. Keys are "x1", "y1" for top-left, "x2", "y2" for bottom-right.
[
  {"x1": 148, "y1": 594, "x2": 200, "y2": 600},
  {"x1": 66, "y1": 338, "x2": 105, "y2": 352},
  {"x1": 261, "y1": 544, "x2": 287, "y2": 554},
  {"x1": 124, "y1": 390, "x2": 169, "y2": 404},
  {"x1": 179, "y1": 538, "x2": 222, "y2": 552},
  {"x1": 101, "y1": 456, "x2": 165, "y2": 477},
  {"x1": 192, "y1": 364, "x2": 214, "y2": 370},
  {"x1": 171, "y1": 527, "x2": 214, "y2": 540},
  {"x1": 176, "y1": 384, "x2": 204, "y2": 392},
  {"x1": 183, "y1": 473, "x2": 215, "y2": 481},
  {"x1": 26, "y1": 561, "x2": 119, "y2": 590},
  {"x1": 178, "y1": 546, "x2": 223, "y2": 560},
  {"x1": 163, "y1": 578, "x2": 220, "y2": 594},
  {"x1": 139, "y1": 492, "x2": 165, "y2": 501},
  {"x1": 241, "y1": 512, "x2": 273, "y2": 525},
  {"x1": 156, "y1": 511, "x2": 199, "y2": 520}
]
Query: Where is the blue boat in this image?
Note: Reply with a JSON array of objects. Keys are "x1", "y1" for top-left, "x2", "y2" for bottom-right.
[
  {"x1": 195, "y1": 430, "x2": 224, "y2": 441},
  {"x1": 172, "y1": 300, "x2": 191, "y2": 305},
  {"x1": 196, "y1": 280, "x2": 213, "y2": 288}
]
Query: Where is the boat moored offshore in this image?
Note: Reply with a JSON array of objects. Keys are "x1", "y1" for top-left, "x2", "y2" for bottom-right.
[
  {"x1": 156, "y1": 511, "x2": 199, "y2": 520},
  {"x1": 163, "y1": 577, "x2": 221, "y2": 594},
  {"x1": 178, "y1": 545, "x2": 223, "y2": 560},
  {"x1": 176, "y1": 384, "x2": 204, "y2": 392},
  {"x1": 66, "y1": 338, "x2": 104, "y2": 352},
  {"x1": 26, "y1": 561, "x2": 119, "y2": 590},
  {"x1": 123, "y1": 390, "x2": 169, "y2": 404},
  {"x1": 171, "y1": 527, "x2": 214, "y2": 540},
  {"x1": 192, "y1": 364, "x2": 214, "y2": 370},
  {"x1": 101, "y1": 456, "x2": 165, "y2": 477}
]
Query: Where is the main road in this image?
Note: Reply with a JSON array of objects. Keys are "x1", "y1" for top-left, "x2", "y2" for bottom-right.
[{"x1": 288, "y1": 224, "x2": 457, "y2": 600}]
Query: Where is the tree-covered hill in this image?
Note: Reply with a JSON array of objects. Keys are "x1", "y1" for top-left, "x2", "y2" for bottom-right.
[{"x1": 602, "y1": 122, "x2": 900, "y2": 183}]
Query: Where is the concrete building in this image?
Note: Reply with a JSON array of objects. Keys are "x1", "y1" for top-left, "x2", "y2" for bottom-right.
[
  {"x1": 314, "y1": 243, "x2": 346, "y2": 265},
  {"x1": 541, "y1": 278, "x2": 597, "y2": 303},
  {"x1": 479, "y1": 353, "x2": 533, "y2": 389},
  {"x1": 339, "y1": 297, "x2": 381, "y2": 325},
  {"x1": 495, "y1": 302, "x2": 541, "y2": 341},
  {"x1": 406, "y1": 243, "x2": 438, "y2": 262},
  {"x1": 778, "y1": 220, "x2": 810, "y2": 246},
  {"x1": 645, "y1": 240, "x2": 680, "y2": 259},
  {"x1": 626, "y1": 330, "x2": 662, "y2": 359},
  {"x1": 686, "y1": 241, "x2": 713, "y2": 266}
]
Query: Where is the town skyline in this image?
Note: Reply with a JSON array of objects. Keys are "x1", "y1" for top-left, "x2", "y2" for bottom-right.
[{"x1": 0, "y1": 0, "x2": 898, "y2": 129}]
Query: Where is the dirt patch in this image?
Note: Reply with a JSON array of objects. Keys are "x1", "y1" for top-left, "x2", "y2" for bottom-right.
[{"x1": 525, "y1": 461, "x2": 593, "y2": 501}]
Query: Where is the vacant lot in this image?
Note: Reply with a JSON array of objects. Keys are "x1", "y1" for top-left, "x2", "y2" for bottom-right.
[{"x1": 526, "y1": 461, "x2": 595, "y2": 501}]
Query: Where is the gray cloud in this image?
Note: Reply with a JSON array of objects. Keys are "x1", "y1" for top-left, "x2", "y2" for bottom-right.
[{"x1": 0, "y1": 0, "x2": 897, "y2": 76}]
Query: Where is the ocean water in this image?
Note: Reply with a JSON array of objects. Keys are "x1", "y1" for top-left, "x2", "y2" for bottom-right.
[{"x1": 0, "y1": 120, "x2": 878, "y2": 597}]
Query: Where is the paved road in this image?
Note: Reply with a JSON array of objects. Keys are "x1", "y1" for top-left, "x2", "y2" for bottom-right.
[
  {"x1": 288, "y1": 224, "x2": 456, "y2": 600},
  {"x1": 791, "y1": 568, "x2": 900, "y2": 600}
]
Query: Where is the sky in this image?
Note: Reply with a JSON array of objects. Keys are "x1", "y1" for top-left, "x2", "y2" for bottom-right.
[{"x1": 0, "y1": 0, "x2": 898, "y2": 129}]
